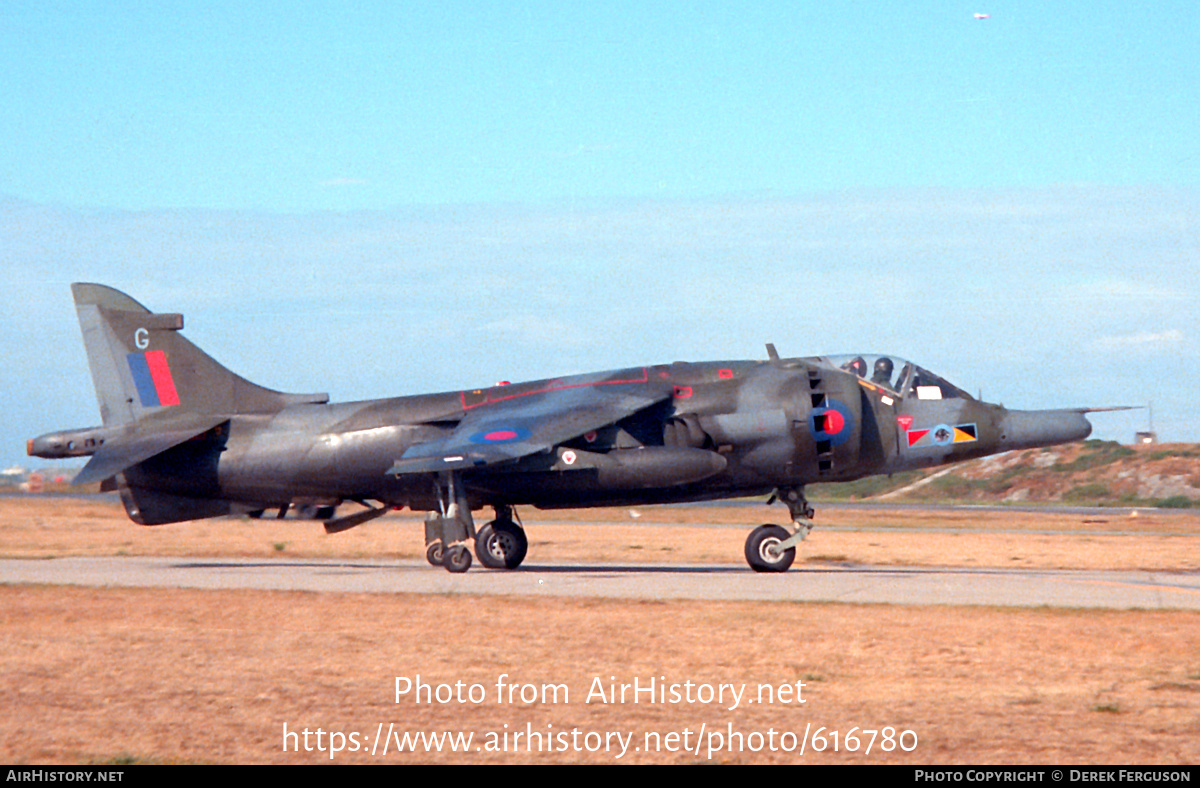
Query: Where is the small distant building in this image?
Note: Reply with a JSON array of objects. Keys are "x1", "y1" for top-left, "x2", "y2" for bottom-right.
[{"x1": 1134, "y1": 431, "x2": 1157, "y2": 445}]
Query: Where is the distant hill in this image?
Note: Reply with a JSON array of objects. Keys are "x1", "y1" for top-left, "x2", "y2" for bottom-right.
[{"x1": 810, "y1": 441, "x2": 1200, "y2": 508}]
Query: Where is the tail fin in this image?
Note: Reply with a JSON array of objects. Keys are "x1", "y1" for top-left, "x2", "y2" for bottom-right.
[{"x1": 72, "y1": 283, "x2": 328, "y2": 426}]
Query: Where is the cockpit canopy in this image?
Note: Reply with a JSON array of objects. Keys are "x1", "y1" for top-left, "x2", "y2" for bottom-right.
[{"x1": 818, "y1": 354, "x2": 973, "y2": 401}]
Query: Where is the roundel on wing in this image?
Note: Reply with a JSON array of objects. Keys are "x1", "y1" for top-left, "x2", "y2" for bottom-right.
[
  {"x1": 809, "y1": 399, "x2": 855, "y2": 447},
  {"x1": 468, "y1": 427, "x2": 532, "y2": 444}
]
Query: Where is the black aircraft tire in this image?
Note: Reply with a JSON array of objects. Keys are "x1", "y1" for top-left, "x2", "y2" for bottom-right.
[
  {"x1": 744, "y1": 524, "x2": 796, "y2": 573},
  {"x1": 474, "y1": 520, "x2": 528, "y2": 569},
  {"x1": 425, "y1": 541, "x2": 445, "y2": 567},
  {"x1": 444, "y1": 545, "x2": 472, "y2": 573}
]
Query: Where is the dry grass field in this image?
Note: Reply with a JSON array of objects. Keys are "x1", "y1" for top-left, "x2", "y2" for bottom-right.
[
  {"x1": 2, "y1": 495, "x2": 1199, "y2": 764},
  {"x1": 2, "y1": 495, "x2": 1198, "y2": 571}
]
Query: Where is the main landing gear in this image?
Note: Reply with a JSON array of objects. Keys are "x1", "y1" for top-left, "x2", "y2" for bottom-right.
[
  {"x1": 424, "y1": 474, "x2": 529, "y2": 574},
  {"x1": 474, "y1": 506, "x2": 529, "y2": 569},
  {"x1": 744, "y1": 486, "x2": 815, "y2": 573},
  {"x1": 425, "y1": 507, "x2": 529, "y2": 573}
]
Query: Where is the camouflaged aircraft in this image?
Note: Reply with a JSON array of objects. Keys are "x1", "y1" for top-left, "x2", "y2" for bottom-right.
[{"x1": 29, "y1": 284, "x2": 1097, "y2": 573}]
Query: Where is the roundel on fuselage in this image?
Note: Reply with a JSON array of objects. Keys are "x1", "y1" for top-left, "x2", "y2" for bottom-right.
[{"x1": 809, "y1": 399, "x2": 855, "y2": 447}]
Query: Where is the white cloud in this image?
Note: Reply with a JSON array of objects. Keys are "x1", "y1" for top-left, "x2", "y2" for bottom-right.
[
  {"x1": 1094, "y1": 329, "x2": 1185, "y2": 351},
  {"x1": 1077, "y1": 278, "x2": 1186, "y2": 303}
]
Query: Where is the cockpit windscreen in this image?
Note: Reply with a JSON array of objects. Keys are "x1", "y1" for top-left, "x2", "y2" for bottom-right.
[{"x1": 820, "y1": 355, "x2": 972, "y2": 401}]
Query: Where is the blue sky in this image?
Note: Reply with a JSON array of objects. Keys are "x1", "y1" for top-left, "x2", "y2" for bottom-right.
[{"x1": 2, "y1": 2, "x2": 1198, "y2": 467}]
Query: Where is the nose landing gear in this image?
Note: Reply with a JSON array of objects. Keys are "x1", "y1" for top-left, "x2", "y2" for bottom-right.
[
  {"x1": 744, "y1": 486, "x2": 814, "y2": 573},
  {"x1": 745, "y1": 524, "x2": 795, "y2": 572}
]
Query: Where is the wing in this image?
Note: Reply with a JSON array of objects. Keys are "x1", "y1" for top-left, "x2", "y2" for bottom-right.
[{"x1": 387, "y1": 374, "x2": 669, "y2": 476}]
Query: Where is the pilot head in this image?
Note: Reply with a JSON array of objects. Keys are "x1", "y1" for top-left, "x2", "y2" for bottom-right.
[{"x1": 872, "y1": 357, "x2": 894, "y2": 385}]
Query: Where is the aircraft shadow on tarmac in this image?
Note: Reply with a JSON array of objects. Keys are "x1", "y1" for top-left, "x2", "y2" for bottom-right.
[
  {"x1": 172, "y1": 559, "x2": 746, "y2": 575},
  {"x1": 167, "y1": 559, "x2": 1120, "y2": 578},
  {"x1": 173, "y1": 560, "x2": 399, "y2": 571}
]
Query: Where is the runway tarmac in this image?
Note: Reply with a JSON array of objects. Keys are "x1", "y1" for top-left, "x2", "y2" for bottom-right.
[{"x1": 3, "y1": 556, "x2": 1198, "y2": 610}]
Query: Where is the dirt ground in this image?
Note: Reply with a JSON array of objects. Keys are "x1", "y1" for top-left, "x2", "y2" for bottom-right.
[
  {"x1": 2, "y1": 495, "x2": 1199, "y2": 764},
  {"x1": 2, "y1": 495, "x2": 1198, "y2": 571}
]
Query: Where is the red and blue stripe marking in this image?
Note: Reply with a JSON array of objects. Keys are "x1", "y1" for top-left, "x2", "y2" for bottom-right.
[{"x1": 127, "y1": 351, "x2": 180, "y2": 407}]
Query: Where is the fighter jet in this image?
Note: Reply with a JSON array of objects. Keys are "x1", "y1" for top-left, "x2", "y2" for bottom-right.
[{"x1": 29, "y1": 284, "x2": 1095, "y2": 573}]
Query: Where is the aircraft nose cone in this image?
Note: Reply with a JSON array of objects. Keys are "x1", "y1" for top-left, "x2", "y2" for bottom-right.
[{"x1": 998, "y1": 409, "x2": 1093, "y2": 451}]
